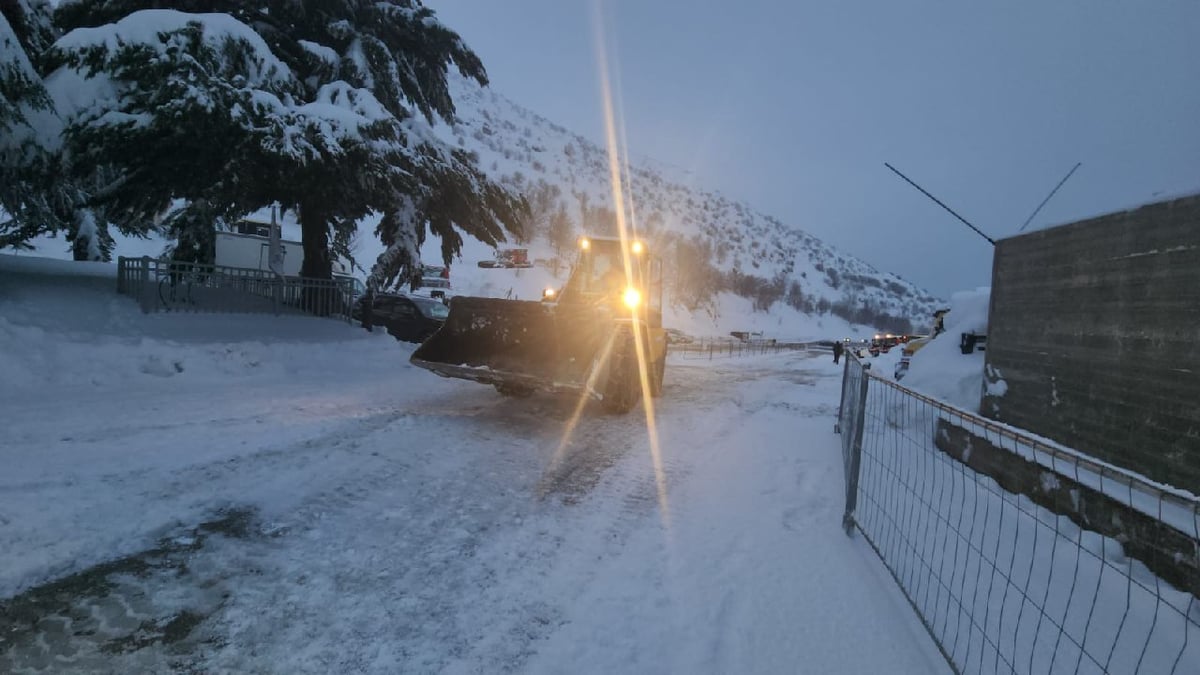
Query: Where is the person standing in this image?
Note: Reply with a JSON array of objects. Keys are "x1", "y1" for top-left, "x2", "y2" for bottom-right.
[{"x1": 833, "y1": 340, "x2": 844, "y2": 364}]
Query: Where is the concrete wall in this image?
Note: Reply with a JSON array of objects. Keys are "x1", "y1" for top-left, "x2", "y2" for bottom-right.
[
  {"x1": 935, "y1": 420, "x2": 1199, "y2": 599},
  {"x1": 981, "y1": 193, "x2": 1200, "y2": 493}
]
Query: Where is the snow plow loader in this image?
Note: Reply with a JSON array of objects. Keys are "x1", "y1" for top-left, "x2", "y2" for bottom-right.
[{"x1": 410, "y1": 236, "x2": 667, "y2": 413}]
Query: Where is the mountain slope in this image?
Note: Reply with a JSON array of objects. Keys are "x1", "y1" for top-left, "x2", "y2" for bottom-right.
[{"x1": 433, "y1": 75, "x2": 943, "y2": 332}]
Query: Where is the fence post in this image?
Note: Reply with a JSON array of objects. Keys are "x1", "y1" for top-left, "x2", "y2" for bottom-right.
[
  {"x1": 138, "y1": 256, "x2": 152, "y2": 313},
  {"x1": 116, "y1": 256, "x2": 126, "y2": 294},
  {"x1": 835, "y1": 356, "x2": 851, "y2": 434},
  {"x1": 842, "y1": 364, "x2": 870, "y2": 535}
]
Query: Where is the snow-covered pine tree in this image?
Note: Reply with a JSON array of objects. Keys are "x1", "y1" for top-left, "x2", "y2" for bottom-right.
[
  {"x1": 52, "y1": 1, "x2": 526, "y2": 286},
  {"x1": 2, "y1": 1, "x2": 54, "y2": 68},
  {"x1": 160, "y1": 200, "x2": 225, "y2": 265},
  {"x1": 46, "y1": 10, "x2": 307, "y2": 234},
  {"x1": 0, "y1": 0, "x2": 68, "y2": 251},
  {"x1": 235, "y1": 0, "x2": 527, "y2": 288},
  {"x1": 0, "y1": 2, "x2": 124, "y2": 261}
]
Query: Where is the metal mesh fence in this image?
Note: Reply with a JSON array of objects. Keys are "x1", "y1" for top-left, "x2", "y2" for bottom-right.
[
  {"x1": 668, "y1": 338, "x2": 815, "y2": 359},
  {"x1": 838, "y1": 354, "x2": 1200, "y2": 674},
  {"x1": 117, "y1": 256, "x2": 353, "y2": 321}
]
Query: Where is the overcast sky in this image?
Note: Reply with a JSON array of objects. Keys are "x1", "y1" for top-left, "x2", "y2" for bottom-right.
[{"x1": 429, "y1": 0, "x2": 1200, "y2": 298}]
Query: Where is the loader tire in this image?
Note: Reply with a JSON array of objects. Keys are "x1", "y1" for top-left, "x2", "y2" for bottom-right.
[
  {"x1": 650, "y1": 356, "x2": 665, "y2": 398},
  {"x1": 495, "y1": 384, "x2": 534, "y2": 398},
  {"x1": 602, "y1": 331, "x2": 640, "y2": 414}
]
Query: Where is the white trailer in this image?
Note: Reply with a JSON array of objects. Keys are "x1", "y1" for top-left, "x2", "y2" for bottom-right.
[
  {"x1": 215, "y1": 231, "x2": 304, "y2": 276},
  {"x1": 214, "y1": 230, "x2": 350, "y2": 277}
]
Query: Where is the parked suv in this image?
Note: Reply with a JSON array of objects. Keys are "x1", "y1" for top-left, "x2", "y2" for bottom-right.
[{"x1": 353, "y1": 293, "x2": 448, "y2": 343}]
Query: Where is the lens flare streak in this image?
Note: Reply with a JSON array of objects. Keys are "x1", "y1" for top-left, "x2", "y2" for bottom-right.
[
  {"x1": 548, "y1": 331, "x2": 618, "y2": 478},
  {"x1": 588, "y1": 0, "x2": 671, "y2": 527}
]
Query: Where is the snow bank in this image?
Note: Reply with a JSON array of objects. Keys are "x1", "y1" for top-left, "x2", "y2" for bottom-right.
[
  {"x1": 663, "y1": 291, "x2": 871, "y2": 342},
  {"x1": 0, "y1": 253, "x2": 398, "y2": 402},
  {"x1": 899, "y1": 287, "x2": 990, "y2": 411}
]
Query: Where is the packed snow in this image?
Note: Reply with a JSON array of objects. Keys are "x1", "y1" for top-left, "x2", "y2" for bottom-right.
[
  {"x1": 893, "y1": 287, "x2": 990, "y2": 411},
  {"x1": 0, "y1": 254, "x2": 948, "y2": 673}
]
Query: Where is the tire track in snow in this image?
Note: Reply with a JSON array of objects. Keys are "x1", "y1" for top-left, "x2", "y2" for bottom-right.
[
  {"x1": 516, "y1": 352, "x2": 855, "y2": 674},
  {"x1": 443, "y1": 357, "x2": 802, "y2": 672}
]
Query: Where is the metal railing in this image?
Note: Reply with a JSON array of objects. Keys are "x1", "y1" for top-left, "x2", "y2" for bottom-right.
[
  {"x1": 837, "y1": 353, "x2": 1200, "y2": 674},
  {"x1": 117, "y1": 256, "x2": 353, "y2": 321},
  {"x1": 667, "y1": 337, "x2": 814, "y2": 359}
]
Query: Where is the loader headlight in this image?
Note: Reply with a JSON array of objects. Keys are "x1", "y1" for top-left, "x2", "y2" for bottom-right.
[
  {"x1": 631, "y1": 241, "x2": 644, "y2": 255},
  {"x1": 542, "y1": 287, "x2": 556, "y2": 300},
  {"x1": 622, "y1": 287, "x2": 641, "y2": 309},
  {"x1": 579, "y1": 237, "x2": 591, "y2": 250}
]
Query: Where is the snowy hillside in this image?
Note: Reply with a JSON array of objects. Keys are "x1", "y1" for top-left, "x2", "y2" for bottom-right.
[{"x1": 430, "y1": 75, "x2": 943, "y2": 327}]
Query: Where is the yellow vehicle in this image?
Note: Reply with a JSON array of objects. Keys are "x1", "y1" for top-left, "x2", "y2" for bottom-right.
[
  {"x1": 893, "y1": 336, "x2": 929, "y2": 380},
  {"x1": 410, "y1": 235, "x2": 667, "y2": 413},
  {"x1": 893, "y1": 309, "x2": 948, "y2": 380}
]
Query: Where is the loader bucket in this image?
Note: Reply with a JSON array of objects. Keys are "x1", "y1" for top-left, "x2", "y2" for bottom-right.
[{"x1": 410, "y1": 297, "x2": 611, "y2": 393}]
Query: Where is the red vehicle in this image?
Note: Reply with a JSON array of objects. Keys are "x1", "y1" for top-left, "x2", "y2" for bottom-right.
[
  {"x1": 478, "y1": 248, "x2": 533, "y2": 268},
  {"x1": 868, "y1": 334, "x2": 902, "y2": 357}
]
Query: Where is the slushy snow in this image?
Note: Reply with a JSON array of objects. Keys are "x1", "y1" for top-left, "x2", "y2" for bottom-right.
[{"x1": 0, "y1": 253, "x2": 948, "y2": 673}]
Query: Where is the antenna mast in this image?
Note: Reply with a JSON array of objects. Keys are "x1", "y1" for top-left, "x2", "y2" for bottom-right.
[
  {"x1": 1018, "y1": 162, "x2": 1081, "y2": 232},
  {"x1": 884, "y1": 163, "x2": 996, "y2": 246}
]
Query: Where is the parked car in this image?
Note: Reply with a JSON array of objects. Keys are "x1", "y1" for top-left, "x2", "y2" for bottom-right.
[
  {"x1": 411, "y1": 277, "x2": 453, "y2": 303},
  {"x1": 352, "y1": 293, "x2": 448, "y2": 343}
]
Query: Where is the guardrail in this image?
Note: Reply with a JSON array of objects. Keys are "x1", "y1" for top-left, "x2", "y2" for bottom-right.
[
  {"x1": 837, "y1": 352, "x2": 1200, "y2": 674},
  {"x1": 667, "y1": 338, "x2": 816, "y2": 359},
  {"x1": 116, "y1": 256, "x2": 353, "y2": 321}
]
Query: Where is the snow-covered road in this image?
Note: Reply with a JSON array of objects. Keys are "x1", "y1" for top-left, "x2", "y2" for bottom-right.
[
  {"x1": 2, "y1": 353, "x2": 944, "y2": 673},
  {"x1": 1, "y1": 261, "x2": 946, "y2": 673}
]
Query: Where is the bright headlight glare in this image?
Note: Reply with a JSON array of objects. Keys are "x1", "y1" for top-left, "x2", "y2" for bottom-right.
[
  {"x1": 543, "y1": 287, "x2": 556, "y2": 298},
  {"x1": 631, "y1": 241, "x2": 644, "y2": 255},
  {"x1": 622, "y1": 287, "x2": 641, "y2": 309},
  {"x1": 579, "y1": 237, "x2": 591, "y2": 250}
]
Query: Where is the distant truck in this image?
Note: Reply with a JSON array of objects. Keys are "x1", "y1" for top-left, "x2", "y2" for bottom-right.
[{"x1": 478, "y1": 248, "x2": 533, "y2": 268}]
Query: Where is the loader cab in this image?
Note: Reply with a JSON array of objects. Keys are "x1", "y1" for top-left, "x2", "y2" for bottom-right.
[{"x1": 559, "y1": 236, "x2": 662, "y2": 326}]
